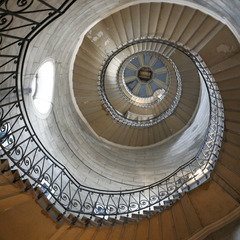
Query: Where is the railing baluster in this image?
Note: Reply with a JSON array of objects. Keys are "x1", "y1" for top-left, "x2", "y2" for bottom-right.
[{"x1": 0, "y1": 0, "x2": 224, "y2": 221}]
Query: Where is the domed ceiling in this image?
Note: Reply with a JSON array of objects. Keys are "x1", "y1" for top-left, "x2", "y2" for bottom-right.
[{"x1": 72, "y1": 3, "x2": 201, "y2": 147}]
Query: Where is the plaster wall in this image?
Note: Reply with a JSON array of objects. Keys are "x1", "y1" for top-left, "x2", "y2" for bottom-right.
[{"x1": 19, "y1": 0, "x2": 239, "y2": 190}]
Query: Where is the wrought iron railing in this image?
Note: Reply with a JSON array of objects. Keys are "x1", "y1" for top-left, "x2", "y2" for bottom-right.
[{"x1": 0, "y1": 0, "x2": 224, "y2": 221}]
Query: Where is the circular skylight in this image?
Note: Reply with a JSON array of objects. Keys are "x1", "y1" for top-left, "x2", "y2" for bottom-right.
[
  {"x1": 98, "y1": 44, "x2": 182, "y2": 127},
  {"x1": 31, "y1": 60, "x2": 55, "y2": 116},
  {"x1": 123, "y1": 53, "x2": 168, "y2": 98}
]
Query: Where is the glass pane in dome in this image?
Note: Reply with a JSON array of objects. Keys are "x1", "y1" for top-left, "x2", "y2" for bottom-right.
[
  {"x1": 127, "y1": 80, "x2": 137, "y2": 90},
  {"x1": 150, "y1": 82, "x2": 160, "y2": 92},
  {"x1": 138, "y1": 85, "x2": 147, "y2": 97},
  {"x1": 144, "y1": 54, "x2": 152, "y2": 65},
  {"x1": 156, "y1": 73, "x2": 167, "y2": 82},
  {"x1": 131, "y1": 57, "x2": 140, "y2": 68},
  {"x1": 124, "y1": 68, "x2": 135, "y2": 77},
  {"x1": 153, "y1": 59, "x2": 164, "y2": 70}
]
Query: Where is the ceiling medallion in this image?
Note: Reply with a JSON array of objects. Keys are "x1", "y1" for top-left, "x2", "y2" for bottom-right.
[{"x1": 119, "y1": 52, "x2": 171, "y2": 105}]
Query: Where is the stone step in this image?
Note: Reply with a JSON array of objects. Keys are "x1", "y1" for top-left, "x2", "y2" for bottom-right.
[
  {"x1": 81, "y1": 216, "x2": 98, "y2": 227},
  {"x1": 35, "y1": 187, "x2": 71, "y2": 226},
  {"x1": 0, "y1": 159, "x2": 10, "y2": 173},
  {"x1": 120, "y1": 215, "x2": 137, "y2": 224}
]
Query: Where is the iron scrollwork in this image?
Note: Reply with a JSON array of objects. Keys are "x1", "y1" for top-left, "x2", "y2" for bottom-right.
[
  {"x1": 0, "y1": 13, "x2": 13, "y2": 30},
  {"x1": 4, "y1": 0, "x2": 33, "y2": 12},
  {"x1": 0, "y1": 0, "x2": 224, "y2": 221}
]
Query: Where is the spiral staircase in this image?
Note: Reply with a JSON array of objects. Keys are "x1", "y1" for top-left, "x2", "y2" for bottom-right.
[{"x1": 0, "y1": 0, "x2": 240, "y2": 239}]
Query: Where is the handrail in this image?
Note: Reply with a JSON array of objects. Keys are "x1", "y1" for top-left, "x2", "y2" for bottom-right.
[{"x1": 0, "y1": 0, "x2": 224, "y2": 220}]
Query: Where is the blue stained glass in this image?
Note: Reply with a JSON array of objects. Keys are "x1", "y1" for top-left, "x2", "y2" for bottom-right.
[
  {"x1": 150, "y1": 82, "x2": 160, "y2": 92},
  {"x1": 138, "y1": 85, "x2": 147, "y2": 97},
  {"x1": 124, "y1": 68, "x2": 135, "y2": 77},
  {"x1": 156, "y1": 73, "x2": 167, "y2": 83},
  {"x1": 131, "y1": 57, "x2": 140, "y2": 68},
  {"x1": 153, "y1": 59, "x2": 164, "y2": 70},
  {"x1": 144, "y1": 55, "x2": 152, "y2": 65},
  {"x1": 127, "y1": 80, "x2": 137, "y2": 90}
]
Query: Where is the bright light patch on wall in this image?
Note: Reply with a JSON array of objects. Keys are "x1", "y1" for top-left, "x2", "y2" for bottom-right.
[
  {"x1": 32, "y1": 61, "x2": 54, "y2": 115},
  {"x1": 195, "y1": 169, "x2": 203, "y2": 175}
]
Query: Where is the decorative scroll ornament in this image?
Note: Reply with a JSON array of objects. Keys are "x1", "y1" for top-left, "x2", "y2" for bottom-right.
[
  {"x1": 0, "y1": 0, "x2": 224, "y2": 219},
  {"x1": 0, "y1": 14, "x2": 13, "y2": 30},
  {"x1": 4, "y1": 0, "x2": 33, "y2": 12}
]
